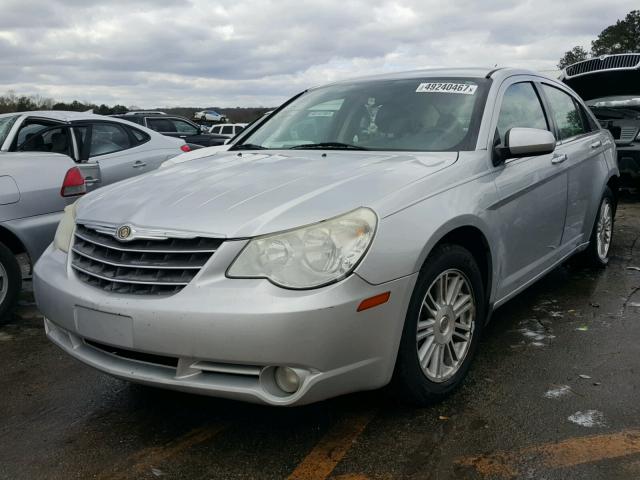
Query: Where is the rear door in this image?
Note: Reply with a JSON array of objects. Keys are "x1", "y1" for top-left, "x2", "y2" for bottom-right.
[
  {"x1": 490, "y1": 79, "x2": 569, "y2": 300},
  {"x1": 539, "y1": 83, "x2": 611, "y2": 248},
  {"x1": 75, "y1": 121, "x2": 163, "y2": 185}
]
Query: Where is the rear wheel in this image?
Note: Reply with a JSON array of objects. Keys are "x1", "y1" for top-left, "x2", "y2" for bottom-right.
[
  {"x1": 584, "y1": 188, "x2": 615, "y2": 267},
  {"x1": 394, "y1": 244, "x2": 485, "y2": 405},
  {"x1": 0, "y1": 241, "x2": 21, "y2": 324}
]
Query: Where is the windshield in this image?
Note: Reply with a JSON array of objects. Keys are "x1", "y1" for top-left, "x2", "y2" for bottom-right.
[
  {"x1": 0, "y1": 115, "x2": 19, "y2": 147},
  {"x1": 236, "y1": 77, "x2": 489, "y2": 152}
]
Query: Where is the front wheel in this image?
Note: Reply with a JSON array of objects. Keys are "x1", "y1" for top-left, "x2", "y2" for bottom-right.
[
  {"x1": 393, "y1": 244, "x2": 485, "y2": 406},
  {"x1": 584, "y1": 188, "x2": 615, "y2": 267}
]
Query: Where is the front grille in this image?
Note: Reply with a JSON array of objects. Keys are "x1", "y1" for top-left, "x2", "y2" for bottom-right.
[
  {"x1": 565, "y1": 54, "x2": 640, "y2": 77},
  {"x1": 84, "y1": 339, "x2": 262, "y2": 378},
  {"x1": 620, "y1": 126, "x2": 639, "y2": 143},
  {"x1": 85, "y1": 339, "x2": 179, "y2": 367},
  {"x1": 71, "y1": 224, "x2": 223, "y2": 295}
]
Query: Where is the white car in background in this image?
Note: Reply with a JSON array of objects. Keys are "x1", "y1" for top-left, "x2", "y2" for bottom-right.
[
  {"x1": 209, "y1": 123, "x2": 247, "y2": 137},
  {"x1": 193, "y1": 110, "x2": 227, "y2": 122}
]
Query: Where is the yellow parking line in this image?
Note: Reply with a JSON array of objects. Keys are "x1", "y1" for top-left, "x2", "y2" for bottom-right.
[
  {"x1": 457, "y1": 429, "x2": 640, "y2": 478},
  {"x1": 287, "y1": 410, "x2": 377, "y2": 480},
  {"x1": 101, "y1": 424, "x2": 226, "y2": 480}
]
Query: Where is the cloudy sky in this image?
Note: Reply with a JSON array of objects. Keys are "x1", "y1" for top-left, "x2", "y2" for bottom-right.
[{"x1": 0, "y1": 0, "x2": 636, "y2": 108}]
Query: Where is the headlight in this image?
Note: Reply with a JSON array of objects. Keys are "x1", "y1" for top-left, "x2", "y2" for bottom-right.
[
  {"x1": 54, "y1": 203, "x2": 77, "y2": 253},
  {"x1": 227, "y1": 208, "x2": 377, "y2": 289}
]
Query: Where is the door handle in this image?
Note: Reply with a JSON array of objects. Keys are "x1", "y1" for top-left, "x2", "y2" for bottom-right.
[
  {"x1": 590, "y1": 140, "x2": 602, "y2": 149},
  {"x1": 132, "y1": 161, "x2": 147, "y2": 168},
  {"x1": 551, "y1": 153, "x2": 568, "y2": 164}
]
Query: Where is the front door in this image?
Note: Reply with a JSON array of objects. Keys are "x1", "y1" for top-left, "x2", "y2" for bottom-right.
[{"x1": 489, "y1": 80, "x2": 569, "y2": 301}]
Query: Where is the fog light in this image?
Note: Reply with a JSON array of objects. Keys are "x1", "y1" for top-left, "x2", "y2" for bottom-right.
[{"x1": 274, "y1": 366, "x2": 300, "y2": 394}]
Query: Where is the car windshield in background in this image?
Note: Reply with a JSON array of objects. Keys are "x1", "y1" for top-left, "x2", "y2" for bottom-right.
[
  {"x1": 0, "y1": 115, "x2": 19, "y2": 146},
  {"x1": 237, "y1": 78, "x2": 488, "y2": 152},
  {"x1": 587, "y1": 96, "x2": 640, "y2": 120}
]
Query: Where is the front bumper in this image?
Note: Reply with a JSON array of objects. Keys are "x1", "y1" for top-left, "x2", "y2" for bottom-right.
[{"x1": 34, "y1": 243, "x2": 416, "y2": 406}]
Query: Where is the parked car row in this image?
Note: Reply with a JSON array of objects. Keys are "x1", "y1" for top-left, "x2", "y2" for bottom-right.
[
  {"x1": 113, "y1": 112, "x2": 228, "y2": 147},
  {"x1": 30, "y1": 67, "x2": 619, "y2": 407},
  {"x1": 0, "y1": 110, "x2": 190, "y2": 318}
]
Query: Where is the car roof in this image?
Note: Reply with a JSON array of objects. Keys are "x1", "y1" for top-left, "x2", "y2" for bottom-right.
[
  {"x1": 319, "y1": 67, "x2": 544, "y2": 88},
  {"x1": 0, "y1": 110, "x2": 115, "y2": 122}
]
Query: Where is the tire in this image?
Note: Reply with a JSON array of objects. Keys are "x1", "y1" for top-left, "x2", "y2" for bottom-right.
[
  {"x1": 0, "y1": 241, "x2": 21, "y2": 324},
  {"x1": 584, "y1": 187, "x2": 615, "y2": 267},
  {"x1": 393, "y1": 244, "x2": 485, "y2": 406}
]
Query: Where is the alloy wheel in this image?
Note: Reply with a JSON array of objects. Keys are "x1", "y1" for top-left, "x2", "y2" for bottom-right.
[
  {"x1": 416, "y1": 269, "x2": 476, "y2": 383},
  {"x1": 596, "y1": 198, "x2": 613, "y2": 262}
]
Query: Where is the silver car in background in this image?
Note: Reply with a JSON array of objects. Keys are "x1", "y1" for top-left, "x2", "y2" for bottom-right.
[
  {"x1": 0, "y1": 111, "x2": 188, "y2": 321},
  {"x1": 34, "y1": 68, "x2": 618, "y2": 406}
]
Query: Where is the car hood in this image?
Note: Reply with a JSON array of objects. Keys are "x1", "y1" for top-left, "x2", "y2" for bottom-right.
[
  {"x1": 563, "y1": 69, "x2": 640, "y2": 101},
  {"x1": 76, "y1": 150, "x2": 457, "y2": 238}
]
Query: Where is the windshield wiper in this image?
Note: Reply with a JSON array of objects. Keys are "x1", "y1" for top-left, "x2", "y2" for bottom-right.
[
  {"x1": 289, "y1": 142, "x2": 368, "y2": 150},
  {"x1": 230, "y1": 143, "x2": 268, "y2": 150}
]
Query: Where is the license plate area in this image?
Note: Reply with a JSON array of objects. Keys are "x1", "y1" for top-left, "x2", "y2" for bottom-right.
[{"x1": 74, "y1": 306, "x2": 133, "y2": 348}]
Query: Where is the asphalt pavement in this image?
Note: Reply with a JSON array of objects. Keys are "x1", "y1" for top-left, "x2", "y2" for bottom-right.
[{"x1": 1, "y1": 198, "x2": 640, "y2": 480}]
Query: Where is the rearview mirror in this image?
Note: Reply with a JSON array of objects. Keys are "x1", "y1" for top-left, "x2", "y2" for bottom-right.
[{"x1": 493, "y1": 127, "x2": 556, "y2": 166}]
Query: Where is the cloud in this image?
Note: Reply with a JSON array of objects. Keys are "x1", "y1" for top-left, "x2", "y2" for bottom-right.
[{"x1": 0, "y1": 0, "x2": 636, "y2": 107}]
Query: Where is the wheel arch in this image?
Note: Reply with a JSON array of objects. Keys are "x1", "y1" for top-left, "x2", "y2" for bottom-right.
[
  {"x1": 0, "y1": 223, "x2": 28, "y2": 257},
  {"x1": 417, "y1": 217, "x2": 495, "y2": 312},
  {"x1": 606, "y1": 174, "x2": 620, "y2": 211}
]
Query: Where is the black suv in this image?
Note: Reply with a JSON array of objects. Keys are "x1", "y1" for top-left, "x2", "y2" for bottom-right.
[{"x1": 113, "y1": 113, "x2": 228, "y2": 147}]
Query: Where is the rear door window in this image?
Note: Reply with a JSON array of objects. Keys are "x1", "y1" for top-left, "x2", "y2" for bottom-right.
[
  {"x1": 541, "y1": 85, "x2": 587, "y2": 141},
  {"x1": 496, "y1": 82, "x2": 549, "y2": 142},
  {"x1": 221, "y1": 125, "x2": 233, "y2": 135},
  {"x1": 89, "y1": 123, "x2": 132, "y2": 156}
]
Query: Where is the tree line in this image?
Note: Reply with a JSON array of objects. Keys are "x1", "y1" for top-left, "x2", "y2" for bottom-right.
[
  {"x1": 0, "y1": 91, "x2": 129, "y2": 115},
  {"x1": 0, "y1": 91, "x2": 272, "y2": 123},
  {"x1": 558, "y1": 10, "x2": 640, "y2": 69}
]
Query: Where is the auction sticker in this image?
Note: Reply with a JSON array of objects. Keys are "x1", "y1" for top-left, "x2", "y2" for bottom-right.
[{"x1": 416, "y1": 82, "x2": 478, "y2": 95}]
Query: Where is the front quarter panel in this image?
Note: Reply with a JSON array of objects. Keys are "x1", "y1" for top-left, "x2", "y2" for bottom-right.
[{"x1": 358, "y1": 151, "x2": 498, "y2": 298}]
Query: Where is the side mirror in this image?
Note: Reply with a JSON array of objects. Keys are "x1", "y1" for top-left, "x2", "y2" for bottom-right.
[{"x1": 493, "y1": 127, "x2": 556, "y2": 166}]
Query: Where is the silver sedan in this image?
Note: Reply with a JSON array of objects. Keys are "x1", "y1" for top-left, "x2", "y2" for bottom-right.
[
  {"x1": 34, "y1": 68, "x2": 618, "y2": 406},
  {"x1": 0, "y1": 111, "x2": 188, "y2": 321}
]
